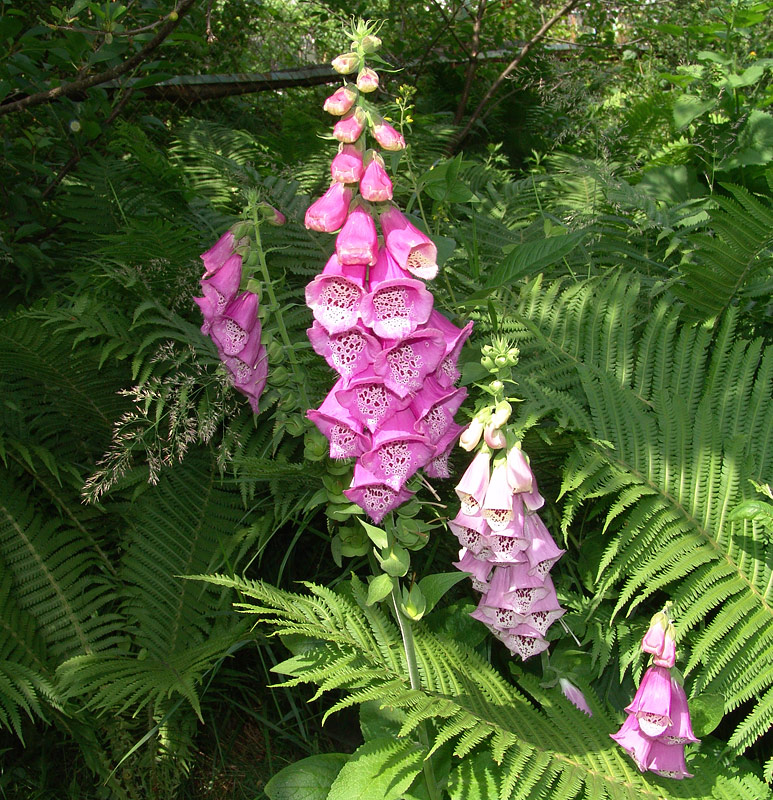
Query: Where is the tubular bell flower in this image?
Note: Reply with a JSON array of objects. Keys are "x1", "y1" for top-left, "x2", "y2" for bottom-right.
[
  {"x1": 625, "y1": 665, "x2": 673, "y2": 737},
  {"x1": 201, "y1": 230, "x2": 235, "y2": 277},
  {"x1": 559, "y1": 679, "x2": 592, "y2": 717},
  {"x1": 307, "y1": 381, "x2": 372, "y2": 460},
  {"x1": 332, "y1": 52, "x2": 359, "y2": 74},
  {"x1": 410, "y1": 377, "x2": 467, "y2": 444},
  {"x1": 331, "y1": 143, "x2": 365, "y2": 183},
  {"x1": 200, "y1": 252, "x2": 242, "y2": 317},
  {"x1": 210, "y1": 291, "x2": 259, "y2": 357},
  {"x1": 356, "y1": 67, "x2": 379, "y2": 93},
  {"x1": 305, "y1": 183, "x2": 354, "y2": 233},
  {"x1": 455, "y1": 448, "x2": 492, "y2": 516},
  {"x1": 324, "y1": 84, "x2": 358, "y2": 115},
  {"x1": 335, "y1": 366, "x2": 412, "y2": 433},
  {"x1": 307, "y1": 321, "x2": 381, "y2": 383},
  {"x1": 371, "y1": 117, "x2": 406, "y2": 150},
  {"x1": 333, "y1": 107, "x2": 367, "y2": 143},
  {"x1": 360, "y1": 151, "x2": 393, "y2": 202},
  {"x1": 305, "y1": 254, "x2": 365, "y2": 335},
  {"x1": 380, "y1": 205, "x2": 438, "y2": 280},
  {"x1": 344, "y1": 463, "x2": 415, "y2": 524},
  {"x1": 336, "y1": 204, "x2": 379, "y2": 267},
  {"x1": 373, "y1": 330, "x2": 447, "y2": 398}
]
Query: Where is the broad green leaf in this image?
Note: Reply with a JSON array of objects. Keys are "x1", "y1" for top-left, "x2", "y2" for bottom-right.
[
  {"x1": 265, "y1": 753, "x2": 350, "y2": 800},
  {"x1": 484, "y1": 232, "x2": 585, "y2": 289},
  {"x1": 367, "y1": 573, "x2": 394, "y2": 606},
  {"x1": 417, "y1": 572, "x2": 468, "y2": 615},
  {"x1": 689, "y1": 693, "x2": 725, "y2": 737},
  {"x1": 327, "y1": 737, "x2": 424, "y2": 800},
  {"x1": 359, "y1": 699, "x2": 407, "y2": 741},
  {"x1": 673, "y1": 95, "x2": 716, "y2": 129},
  {"x1": 359, "y1": 519, "x2": 388, "y2": 549},
  {"x1": 377, "y1": 544, "x2": 410, "y2": 577}
]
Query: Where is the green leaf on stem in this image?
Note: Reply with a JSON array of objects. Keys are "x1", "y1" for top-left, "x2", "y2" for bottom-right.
[{"x1": 265, "y1": 753, "x2": 350, "y2": 800}]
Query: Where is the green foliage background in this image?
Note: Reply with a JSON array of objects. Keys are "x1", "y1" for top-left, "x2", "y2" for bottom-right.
[{"x1": 1, "y1": 0, "x2": 772, "y2": 797}]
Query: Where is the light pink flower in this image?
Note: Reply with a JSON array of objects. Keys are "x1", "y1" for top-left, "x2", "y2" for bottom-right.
[
  {"x1": 360, "y1": 152, "x2": 393, "y2": 202},
  {"x1": 625, "y1": 665, "x2": 673, "y2": 737},
  {"x1": 380, "y1": 206, "x2": 438, "y2": 280},
  {"x1": 334, "y1": 366, "x2": 412, "y2": 433},
  {"x1": 323, "y1": 84, "x2": 358, "y2": 115},
  {"x1": 371, "y1": 118, "x2": 406, "y2": 151},
  {"x1": 642, "y1": 611, "x2": 676, "y2": 668},
  {"x1": 455, "y1": 449, "x2": 491, "y2": 516},
  {"x1": 559, "y1": 679, "x2": 592, "y2": 716},
  {"x1": 506, "y1": 445, "x2": 534, "y2": 493},
  {"x1": 459, "y1": 418, "x2": 484, "y2": 451},
  {"x1": 482, "y1": 460, "x2": 515, "y2": 531},
  {"x1": 356, "y1": 67, "x2": 379, "y2": 93},
  {"x1": 331, "y1": 143, "x2": 365, "y2": 183},
  {"x1": 333, "y1": 107, "x2": 366, "y2": 143},
  {"x1": 336, "y1": 205, "x2": 379, "y2": 267},
  {"x1": 305, "y1": 183, "x2": 353, "y2": 232},
  {"x1": 332, "y1": 52, "x2": 359, "y2": 74},
  {"x1": 484, "y1": 424, "x2": 507, "y2": 449}
]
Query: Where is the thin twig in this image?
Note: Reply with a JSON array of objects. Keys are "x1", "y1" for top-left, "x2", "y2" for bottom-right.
[
  {"x1": 0, "y1": 0, "x2": 195, "y2": 116},
  {"x1": 453, "y1": 0, "x2": 487, "y2": 125}
]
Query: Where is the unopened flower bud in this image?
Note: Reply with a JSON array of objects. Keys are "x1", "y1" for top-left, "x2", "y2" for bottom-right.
[
  {"x1": 323, "y1": 84, "x2": 358, "y2": 115},
  {"x1": 484, "y1": 424, "x2": 507, "y2": 449},
  {"x1": 371, "y1": 118, "x2": 406, "y2": 151},
  {"x1": 459, "y1": 418, "x2": 484, "y2": 451},
  {"x1": 491, "y1": 400, "x2": 512, "y2": 428},
  {"x1": 559, "y1": 679, "x2": 592, "y2": 716},
  {"x1": 495, "y1": 354, "x2": 509, "y2": 368},
  {"x1": 257, "y1": 202, "x2": 285, "y2": 226},
  {"x1": 361, "y1": 34, "x2": 382, "y2": 53},
  {"x1": 490, "y1": 380, "x2": 504, "y2": 394},
  {"x1": 356, "y1": 67, "x2": 379, "y2": 93},
  {"x1": 332, "y1": 52, "x2": 359, "y2": 74}
]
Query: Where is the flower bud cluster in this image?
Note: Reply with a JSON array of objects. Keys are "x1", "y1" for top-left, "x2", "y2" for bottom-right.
[
  {"x1": 450, "y1": 440, "x2": 566, "y2": 660},
  {"x1": 611, "y1": 609, "x2": 699, "y2": 779},
  {"x1": 194, "y1": 230, "x2": 269, "y2": 413},
  {"x1": 305, "y1": 41, "x2": 472, "y2": 523}
]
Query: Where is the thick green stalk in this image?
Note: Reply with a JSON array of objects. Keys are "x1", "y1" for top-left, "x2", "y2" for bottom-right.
[
  {"x1": 250, "y1": 205, "x2": 310, "y2": 411},
  {"x1": 391, "y1": 586, "x2": 441, "y2": 800}
]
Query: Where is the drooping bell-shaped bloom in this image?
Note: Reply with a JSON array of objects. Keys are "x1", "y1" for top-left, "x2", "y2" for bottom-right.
[
  {"x1": 506, "y1": 445, "x2": 534, "y2": 494},
  {"x1": 523, "y1": 514, "x2": 566, "y2": 578},
  {"x1": 305, "y1": 254, "x2": 366, "y2": 335},
  {"x1": 324, "y1": 84, "x2": 358, "y2": 115},
  {"x1": 373, "y1": 330, "x2": 447, "y2": 398},
  {"x1": 642, "y1": 611, "x2": 677, "y2": 669},
  {"x1": 646, "y1": 741, "x2": 693, "y2": 780},
  {"x1": 332, "y1": 52, "x2": 359, "y2": 74},
  {"x1": 448, "y1": 512, "x2": 491, "y2": 559},
  {"x1": 455, "y1": 448, "x2": 492, "y2": 516},
  {"x1": 356, "y1": 67, "x2": 379, "y2": 93},
  {"x1": 625, "y1": 665, "x2": 673, "y2": 737},
  {"x1": 423, "y1": 424, "x2": 462, "y2": 478},
  {"x1": 427, "y1": 311, "x2": 474, "y2": 387},
  {"x1": 490, "y1": 626, "x2": 550, "y2": 660},
  {"x1": 222, "y1": 325, "x2": 265, "y2": 389},
  {"x1": 371, "y1": 117, "x2": 406, "y2": 151},
  {"x1": 305, "y1": 183, "x2": 353, "y2": 233},
  {"x1": 201, "y1": 230, "x2": 235, "y2": 277},
  {"x1": 307, "y1": 381, "x2": 372, "y2": 460},
  {"x1": 610, "y1": 714, "x2": 655, "y2": 771},
  {"x1": 521, "y1": 472, "x2": 545, "y2": 512},
  {"x1": 453, "y1": 548, "x2": 493, "y2": 592},
  {"x1": 471, "y1": 593, "x2": 564, "y2": 639},
  {"x1": 411, "y1": 377, "x2": 467, "y2": 444},
  {"x1": 210, "y1": 291, "x2": 259, "y2": 357},
  {"x1": 482, "y1": 460, "x2": 516, "y2": 531},
  {"x1": 336, "y1": 205, "x2": 379, "y2": 267},
  {"x1": 194, "y1": 295, "x2": 218, "y2": 335},
  {"x1": 460, "y1": 418, "x2": 484, "y2": 451},
  {"x1": 359, "y1": 409, "x2": 434, "y2": 490},
  {"x1": 485, "y1": 564, "x2": 555, "y2": 615},
  {"x1": 380, "y1": 206, "x2": 438, "y2": 280},
  {"x1": 559, "y1": 679, "x2": 592, "y2": 716},
  {"x1": 662, "y1": 677, "x2": 700, "y2": 746},
  {"x1": 344, "y1": 463, "x2": 415, "y2": 524},
  {"x1": 360, "y1": 248, "x2": 434, "y2": 340},
  {"x1": 307, "y1": 320, "x2": 381, "y2": 383},
  {"x1": 331, "y1": 143, "x2": 365, "y2": 183},
  {"x1": 484, "y1": 424, "x2": 507, "y2": 449},
  {"x1": 333, "y1": 107, "x2": 367, "y2": 143},
  {"x1": 335, "y1": 366, "x2": 412, "y2": 433},
  {"x1": 200, "y1": 252, "x2": 242, "y2": 317},
  {"x1": 360, "y1": 152, "x2": 393, "y2": 202}
]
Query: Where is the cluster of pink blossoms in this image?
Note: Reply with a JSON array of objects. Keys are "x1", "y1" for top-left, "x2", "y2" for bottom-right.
[
  {"x1": 450, "y1": 440, "x2": 567, "y2": 660},
  {"x1": 194, "y1": 230, "x2": 269, "y2": 413},
  {"x1": 305, "y1": 38, "x2": 472, "y2": 523},
  {"x1": 611, "y1": 610, "x2": 699, "y2": 779}
]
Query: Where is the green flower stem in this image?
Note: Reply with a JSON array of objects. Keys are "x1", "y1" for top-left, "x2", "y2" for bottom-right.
[
  {"x1": 391, "y1": 585, "x2": 441, "y2": 800},
  {"x1": 250, "y1": 204, "x2": 310, "y2": 411}
]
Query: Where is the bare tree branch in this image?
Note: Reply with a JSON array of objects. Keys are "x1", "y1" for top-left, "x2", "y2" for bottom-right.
[
  {"x1": 448, "y1": 0, "x2": 581, "y2": 153},
  {"x1": 453, "y1": 0, "x2": 487, "y2": 125},
  {"x1": 0, "y1": 0, "x2": 196, "y2": 117}
]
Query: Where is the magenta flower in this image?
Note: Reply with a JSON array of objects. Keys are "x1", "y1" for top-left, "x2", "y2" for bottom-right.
[
  {"x1": 610, "y1": 715, "x2": 656, "y2": 771},
  {"x1": 455, "y1": 448, "x2": 492, "y2": 516},
  {"x1": 647, "y1": 741, "x2": 693, "y2": 780},
  {"x1": 662, "y1": 678, "x2": 700, "y2": 746},
  {"x1": 506, "y1": 445, "x2": 534, "y2": 493},
  {"x1": 201, "y1": 230, "x2": 236, "y2": 277},
  {"x1": 333, "y1": 107, "x2": 366, "y2": 143},
  {"x1": 360, "y1": 248, "x2": 434, "y2": 340},
  {"x1": 371, "y1": 118, "x2": 406, "y2": 151},
  {"x1": 331, "y1": 143, "x2": 365, "y2": 184},
  {"x1": 359, "y1": 409, "x2": 434, "y2": 490},
  {"x1": 307, "y1": 382, "x2": 372, "y2": 460},
  {"x1": 210, "y1": 291, "x2": 259, "y2": 356},
  {"x1": 453, "y1": 549, "x2": 493, "y2": 593},
  {"x1": 324, "y1": 84, "x2": 358, "y2": 115},
  {"x1": 410, "y1": 378, "x2": 467, "y2": 444},
  {"x1": 307, "y1": 321, "x2": 381, "y2": 383},
  {"x1": 344, "y1": 463, "x2": 415, "y2": 524},
  {"x1": 360, "y1": 152, "x2": 393, "y2": 202},
  {"x1": 335, "y1": 366, "x2": 412, "y2": 433},
  {"x1": 625, "y1": 665, "x2": 673, "y2": 737},
  {"x1": 380, "y1": 206, "x2": 438, "y2": 280},
  {"x1": 224, "y1": 332, "x2": 268, "y2": 414},
  {"x1": 305, "y1": 254, "x2": 366, "y2": 335},
  {"x1": 642, "y1": 611, "x2": 677, "y2": 669},
  {"x1": 200, "y1": 252, "x2": 242, "y2": 317},
  {"x1": 559, "y1": 679, "x2": 593, "y2": 716},
  {"x1": 423, "y1": 427, "x2": 461, "y2": 478},
  {"x1": 356, "y1": 67, "x2": 379, "y2": 93},
  {"x1": 305, "y1": 183, "x2": 353, "y2": 233},
  {"x1": 336, "y1": 205, "x2": 379, "y2": 267},
  {"x1": 372, "y1": 330, "x2": 447, "y2": 398},
  {"x1": 426, "y1": 311, "x2": 474, "y2": 387}
]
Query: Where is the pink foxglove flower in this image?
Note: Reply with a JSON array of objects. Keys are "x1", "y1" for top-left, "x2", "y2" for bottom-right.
[
  {"x1": 371, "y1": 118, "x2": 406, "y2": 150},
  {"x1": 305, "y1": 183, "x2": 353, "y2": 232},
  {"x1": 305, "y1": 254, "x2": 365, "y2": 335},
  {"x1": 331, "y1": 143, "x2": 365, "y2": 183},
  {"x1": 336, "y1": 205, "x2": 379, "y2": 267},
  {"x1": 453, "y1": 549, "x2": 493, "y2": 593},
  {"x1": 356, "y1": 67, "x2": 379, "y2": 93},
  {"x1": 324, "y1": 84, "x2": 358, "y2": 115},
  {"x1": 506, "y1": 445, "x2": 533, "y2": 493},
  {"x1": 359, "y1": 409, "x2": 434, "y2": 490},
  {"x1": 344, "y1": 463, "x2": 414, "y2": 524},
  {"x1": 373, "y1": 330, "x2": 447, "y2": 398},
  {"x1": 332, "y1": 52, "x2": 359, "y2": 74},
  {"x1": 410, "y1": 377, "x2": 467, "y2": 444},
  {"x1": 484, "y1": 424, "x2": 507, "y2": 449},
  {"x1": 642, "y1": 611, "x2": 677, "y2": 669},
  {"x1": 201, "y1": 230, "x2": 235, "y2": 277},
  {"x1": 380, "y1": 206, "x2": 438, "y2": 280},
  {"x1": 335, "y1": 366, "x2": 412, "y2": 433},
  {"x1": 449, "y1": 512, "x2": 495, "y2": 558},
  {"x1": 200, "y1": 252, "x2": 242, "y2": 317},
  {"x1": 210, "y1": 291, "x2": 259, "y2": 356},
  {"x1": 360, "y1": 248, "x2": 434, "y2": 340},
  {"x1": 662, "y1": 677, "x2": 700, "y2": 747},
  {"x1": 307, "y1": 321, "x2": 381, "y2": 383},
  {"x1": 624, "y1": 665, "x2": 673, "y2": 737},
  {"x1": 455, "y1": 449, "x2": 492, "y2": 516},
  {"x1": 523, "y1": 514, "x2": 566, "y2": 578},
  {"x1": 559, "y1": 679, "x2": 592, "y2": 716},
  {"x1": 307, "y1": 381, "x2": 372, "y2": 460},
  {"x1": 360, "y1": 152, "x2": 393, "y2": 202},
  {"x1": 460, "y1": 418, "x2": 485, "y2": 451},
  {"x1": 482, "y1": 460, "x2": 516, "y2": 531},
  {"x1": 333, "y1": 108, "x2": 366, "y2": 143}
]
